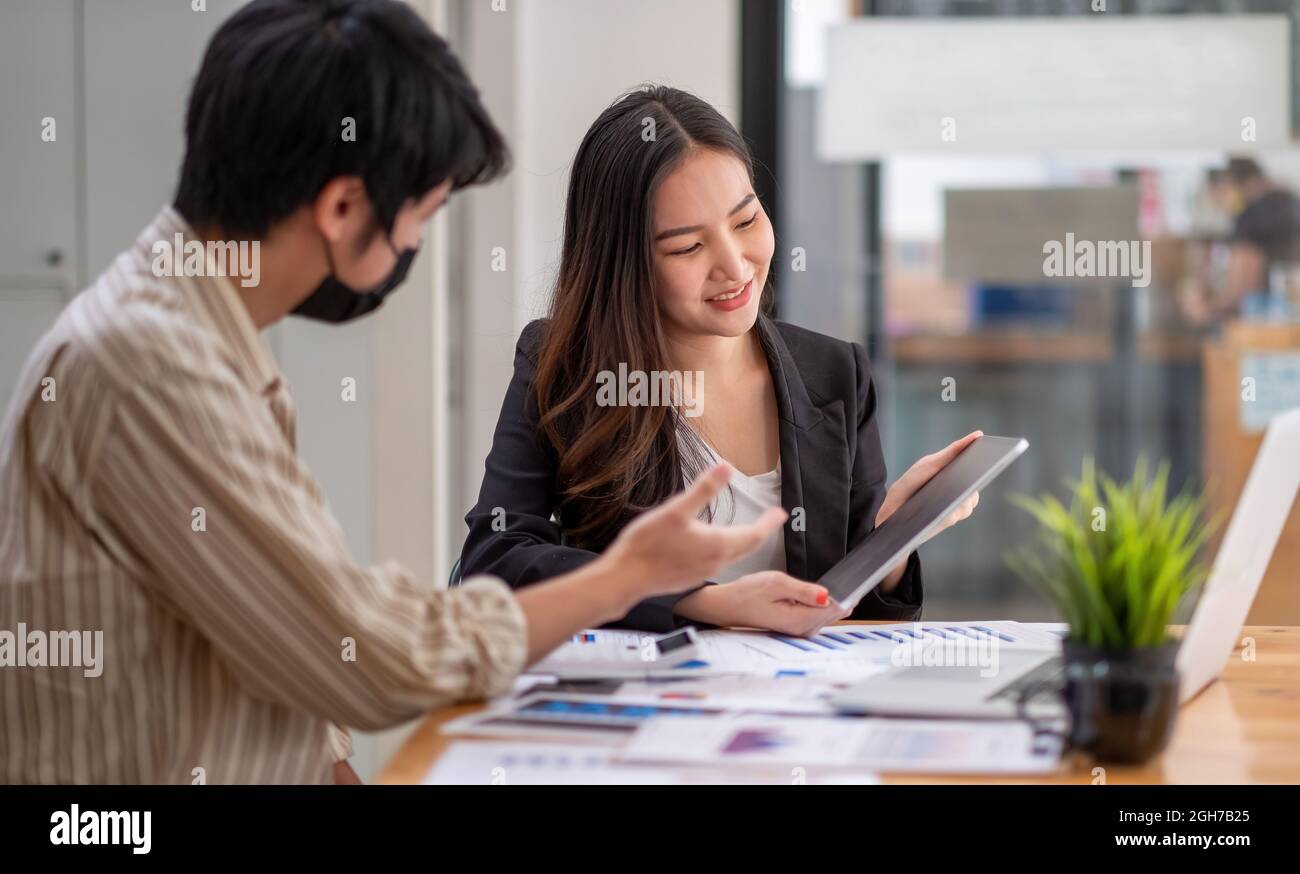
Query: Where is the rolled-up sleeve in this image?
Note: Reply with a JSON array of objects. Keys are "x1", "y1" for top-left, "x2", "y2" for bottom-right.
[
  {"x1": 326, "y1": 724, "x2": 353, "y2": 762},
  {"x1": 87, "y1": 357, "x2": 528, "y2": 732}
]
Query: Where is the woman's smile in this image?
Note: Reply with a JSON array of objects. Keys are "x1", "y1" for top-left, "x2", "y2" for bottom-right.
[{"x1": 705, "y1": 277, "x2": 753, "y2": 311}]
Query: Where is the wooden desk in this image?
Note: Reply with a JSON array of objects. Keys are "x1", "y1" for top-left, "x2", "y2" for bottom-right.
[{"x1": 379, "y1": 624, "x2": 1300, "y2": 785}]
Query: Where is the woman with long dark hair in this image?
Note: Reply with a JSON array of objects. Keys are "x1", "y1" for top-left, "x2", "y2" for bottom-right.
[{"x1": 461, "y1": 85, "x2": 981, "y2": 634}]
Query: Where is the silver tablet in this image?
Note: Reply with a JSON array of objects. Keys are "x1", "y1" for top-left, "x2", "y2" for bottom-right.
[{"x1": 821, "y1": 435, "x2": 1029, "y2": 610}]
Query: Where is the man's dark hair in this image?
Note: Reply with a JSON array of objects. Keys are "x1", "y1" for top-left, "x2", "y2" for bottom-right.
[{"x1": 174, "y1": 0, "x2": 508, "y2": 238}]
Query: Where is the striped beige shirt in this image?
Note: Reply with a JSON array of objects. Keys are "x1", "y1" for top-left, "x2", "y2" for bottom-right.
[{"x1": 0, "y1": 207, "x2": 527, "y2": 784}]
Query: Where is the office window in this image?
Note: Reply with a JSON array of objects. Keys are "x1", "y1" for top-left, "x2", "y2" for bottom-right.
[{"x1": 770, "y1": 0, "x2": 1300, "y2": 618}]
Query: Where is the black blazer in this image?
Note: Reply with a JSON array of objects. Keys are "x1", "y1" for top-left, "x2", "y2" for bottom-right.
[{"x1": 460, "y1": 315, "x2": 924, "y2": 633}]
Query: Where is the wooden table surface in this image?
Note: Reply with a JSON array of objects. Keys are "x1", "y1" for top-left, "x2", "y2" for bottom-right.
[{"x1": 379, "y1": 624, "x2": 1300, "y2": 785}]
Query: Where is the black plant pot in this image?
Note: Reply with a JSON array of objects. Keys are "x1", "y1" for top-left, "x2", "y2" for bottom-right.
[{"x1": 1061, "y1": 640, "x2": 1181, "y2": 764}]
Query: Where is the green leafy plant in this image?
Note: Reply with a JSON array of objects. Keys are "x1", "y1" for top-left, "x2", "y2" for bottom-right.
[{"x1": 1007, "y1": 457, "x2": 1221, "y2": 650}]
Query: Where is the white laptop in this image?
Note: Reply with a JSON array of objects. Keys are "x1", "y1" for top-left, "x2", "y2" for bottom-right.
[{"x1": 831, "y1": 407, "x2": 1300, "y2": 719}]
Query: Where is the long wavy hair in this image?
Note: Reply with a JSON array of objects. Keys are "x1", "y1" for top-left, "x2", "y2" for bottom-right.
[{"x1": 532, "y1": 85, "x2": 775, "y2": 549}]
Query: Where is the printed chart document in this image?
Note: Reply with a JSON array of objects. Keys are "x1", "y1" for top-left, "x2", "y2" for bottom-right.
[
  {"x1": 613, "y1": 674, "x2": 855, "y2": 715},
  {"x1": 735, "y1": 621, "x2": 1066, "y2": 664},
  {"x1": 526, "y1": 622, "x2": 1065, "y2": 683},
  {"x1": 620, "y1": 713, "x2": 1063, "y2": 774},
  {"x1": 424, "y1": 741, "x2": 880, "y2": 785},
  {"x1": 528, "y1": 628, "x2": 768, "y2": 679},
  {"x1": 424, "y1": 742, "x2": 682, "y2": 785}
]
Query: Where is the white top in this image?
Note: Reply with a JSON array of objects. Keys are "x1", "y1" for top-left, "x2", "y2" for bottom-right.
[{"x1": 685, "y1": 436, "x2": 787, "y2": 583}]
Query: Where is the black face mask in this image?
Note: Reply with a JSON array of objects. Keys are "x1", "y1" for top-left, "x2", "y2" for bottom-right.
[{"x1": 292, "y1": 234, "x2": 419, "y2": 323}]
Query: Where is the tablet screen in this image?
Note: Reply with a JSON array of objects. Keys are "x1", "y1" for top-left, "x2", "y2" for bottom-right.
[{"x1": 819, "y1": 435, "x2": 1028, "y2": 610}]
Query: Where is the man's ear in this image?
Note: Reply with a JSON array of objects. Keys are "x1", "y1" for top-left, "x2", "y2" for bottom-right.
[{"x1": 313, "y1": 176, "x2": 369, "y2": 244}]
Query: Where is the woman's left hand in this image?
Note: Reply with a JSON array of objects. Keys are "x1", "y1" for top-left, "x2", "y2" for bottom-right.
[{"x1": 874, "y1": 431, "x2": 983, "y2": 592}]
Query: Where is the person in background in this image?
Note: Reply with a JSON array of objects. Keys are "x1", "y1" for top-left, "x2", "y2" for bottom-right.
[
  {"x1": 1180, "y1": 157, "x2": 1300, "y2": 324},
  {"x1": 0, "y1": 0, "x2": 784, "y2": 785}
]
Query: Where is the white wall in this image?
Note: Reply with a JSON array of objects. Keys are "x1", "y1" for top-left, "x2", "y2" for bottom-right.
[
  {"x1": 454, "y1": 0, "x2": 741, "y2": 519},
  {"x1": 0, "y1": 0, "x2": 79, "y2": 418}
]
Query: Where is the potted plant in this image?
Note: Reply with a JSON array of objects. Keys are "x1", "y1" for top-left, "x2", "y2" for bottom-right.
[{"x1": 1007, "y1": 457, "x2": 1220, "y2": 764}]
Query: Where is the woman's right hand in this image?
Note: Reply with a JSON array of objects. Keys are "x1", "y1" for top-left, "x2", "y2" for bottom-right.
[
  {"x1": 674, "y1": 571, "x2": 850, "y2": 637},
  {"x1": 603, "y1": 463, "x2": 787, "y2": 604}
]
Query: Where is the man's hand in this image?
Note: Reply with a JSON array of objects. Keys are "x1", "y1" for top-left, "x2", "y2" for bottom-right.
[
  {"x1": 517, "y1": 464, "x2": 787, "y2": 664},
  {"x1": 603, "y1": 463, "x2": 788, "y2": 605}
]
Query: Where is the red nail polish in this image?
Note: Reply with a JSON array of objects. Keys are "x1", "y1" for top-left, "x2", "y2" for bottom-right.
[{"x1": 816, "y1": 590, "x2": 828, "y2": 606}]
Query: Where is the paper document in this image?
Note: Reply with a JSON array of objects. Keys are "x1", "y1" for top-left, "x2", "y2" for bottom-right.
[
  {"x1": 528, "y1": 628, "x2": 765, "y2": 679},
  {"x1": 425, "y1": 741, "x2": 682, "y2": 784},
  {"x1": 526, "y1": 622, "x2": 1062, "y2": 683},
  {"x1": 738, "y1": 621, "x2": 1065, "y2": 664},
  {"x1": 621, "y1": 713, "x2": 1063, "y2": 774},
  {"x1": 424, "y1": 741, "x2": 880, "y2": 785},
  {"x1": 442, "y1": 692, "x2": 726, "y2": 744},
  {"x1": 612, "y1": 674, "x2": 860, "y2": 715}
]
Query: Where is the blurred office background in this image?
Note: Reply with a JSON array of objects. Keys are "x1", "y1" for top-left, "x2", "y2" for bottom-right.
[
  {"x1": 3, "y1": 0, "x2": 1299, "y2": 776},
  {"x1": 771, "y1": 0, "x2": 1300, "y2": 626}
]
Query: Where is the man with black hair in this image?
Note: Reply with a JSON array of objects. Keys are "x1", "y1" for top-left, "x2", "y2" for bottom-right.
[{"x1": 0, "y1": 0, "x2": 784, "y2": 784}]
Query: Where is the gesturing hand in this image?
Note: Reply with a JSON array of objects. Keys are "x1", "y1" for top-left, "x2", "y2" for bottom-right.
[{"x1": 605, "y1": 463, "x2": 788, "y2": 600}]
